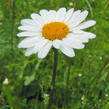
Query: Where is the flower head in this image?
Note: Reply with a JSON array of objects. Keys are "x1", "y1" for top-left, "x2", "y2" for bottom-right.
[
  {"x1": 17, "y1": 7, "x2": 96, "y2": 59},
  {"x1": 3, "y1": 78, "x2": 9, "y2": 85}
]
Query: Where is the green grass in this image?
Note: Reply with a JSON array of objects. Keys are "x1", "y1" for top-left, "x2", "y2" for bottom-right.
[{"x1": 0, "y1": 0, "x2": 109, "y2": 109}]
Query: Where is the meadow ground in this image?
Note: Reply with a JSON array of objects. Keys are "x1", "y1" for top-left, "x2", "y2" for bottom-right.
[{"x1": 0, "y1": 0, "x2": 109, "y2": 109}]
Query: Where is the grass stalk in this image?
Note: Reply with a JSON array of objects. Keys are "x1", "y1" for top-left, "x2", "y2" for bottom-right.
[
  {"x1": 3, "y1": 85, "x2": 14, "y2": 109},
  {"x1": 85, "y1": 0, "x2": 93, "y2": 17},
  {"x1": 10, "y1": 0, "x2": 15, "y2": 58}
]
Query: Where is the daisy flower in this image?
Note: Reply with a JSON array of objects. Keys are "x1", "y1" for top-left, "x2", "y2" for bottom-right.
[{"x1": 17, "y1": 7, "x2": 96, "y2": 59}]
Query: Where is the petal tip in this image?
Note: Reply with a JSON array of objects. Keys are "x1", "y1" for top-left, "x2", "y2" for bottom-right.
[
  {"x1": 38, "y1": 55, "x2": 45, "y2": 59},
  {"x1": 18, "y1": 44, "x2": 21, "y2": 48},
  {"x1": 17, "y1": 33, "x2": 20, "y2": 37},
  {"x1": 91, "y1": 20, "x2": 96, "y2": 25},
  {"x1": 92, "y1": 34, "x2": 96, "y2": 38},
  {"x1": 25, "y1": 53, "x2": 30, "y2": 56}
]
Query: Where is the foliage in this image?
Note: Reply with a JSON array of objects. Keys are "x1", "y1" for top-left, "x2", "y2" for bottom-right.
[{"x1": 0, "y1": 0, "x2": 109, "y2": 109}]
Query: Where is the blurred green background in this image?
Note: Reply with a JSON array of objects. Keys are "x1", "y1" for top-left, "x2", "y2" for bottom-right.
[{"x1": 0, "y1": 0, "x2": 109, "y2": 109}]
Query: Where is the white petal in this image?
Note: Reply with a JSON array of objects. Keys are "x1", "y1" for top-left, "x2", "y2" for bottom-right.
[
  {"x1": 75, "y1": 20, "x2": 96, "y2": 30},
  {"x1": 82, "y1": 31, "x2": 96, "y2": 38},
  {"x1": 40, "y1": 9, "x2": 49, "y2": 23},
  {"x1": 72, "y1": 29, "x2": 84, "y2": 33},
  {"x1": 31, "y1": 13, "x2": 44, "y2": 26},
  {"x1": 18, "y1": 25, "x2": 40, "y2": 32},
  {"x1": 38, "y1": 41, "x2": 52, "y2": 59},
  {"x1": 66, "y1": 10, "x2": 81, "y2": 24},
  {"x1": 40, "y1": 9, "x2": 48, "y2": 15},
  {"x1": 63, "y1": 35, "x2": 85, "y2": 49},
  {"x1": 60, "y1": 44, "x2": 75, "y2": 57},
  {"x1": 68, "y1": 32, "x2": 96, "y2": 43},
  {"x1": 69, "y1": 10, "x2": 88, "y2": 28},
  {"x1": 48, "y1": 10, "x2": 56, "y2": 22},
  {"x1": 18, "y1": 36, "x2": 41, "y2": 48},
  {"x1": 25, "y1": 38, "x2": 48, "y2": 56},
  {"x1": 17, "y1": 32, "x2": 41, "y2": 37},
  {"x1": 56, "y1": 8, "x2": 66, "y2": 21},
  {"x1": 25, "y1": 47, "x2": 35, "y2": 56},
  {"x1": 33, "y1": 38, "x2": 49, "y2": 52},
  {"x1": 64, "y1": 8, "x2": 74, "y2": 22},
  {"x1": 21, "y1": 19, "x2": 36, "y2": 26},
  {"x1": 69, "y1": 33, "x2": 89, "y2": 43},
  {"x1": 53, "y1": 39, "x2": 61, "y2": 49}
]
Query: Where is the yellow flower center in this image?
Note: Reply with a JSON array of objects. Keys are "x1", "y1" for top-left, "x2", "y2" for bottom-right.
[{"x1": 42, "y1": 22, "x2": 69, "y2": 40}]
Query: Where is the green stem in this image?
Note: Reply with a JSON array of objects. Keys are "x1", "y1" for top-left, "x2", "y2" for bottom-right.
[
  {"x1": 66, "y1": 66, "x2": 71, "y2": 90},
  {"x1": 104, "y1": 0, "x2": 109, "y2": 9},
  {"x1": 3, "y1": 84, "x2": 20, "y2": 109},
  {"x1": 75, "y1": 0, "x2": 79, "y2": 9},
  {"x1": 4, "y1": 86, "x2": 14, "y2": 109},
  {"x1": 11, "y1": 0, "x2": 15, "y2": 58},
  {"x1": 85, "y1": 0, "x2": 93, "y2": 17},
  {"x1": 64, "y1": 65, "x2": 71, "y2": 109},
  {"x1": 8, "y1": 0, "x2": 11, "y2": 9},
  {"x1": 50, "y1": 0, "x2": 54, "y2": 8},
  {"x1": 47, "y1": 49, "x2": 58, "y2": 109},
  {"x1": 26, "y1": 0, "x2": 30, "y2": 14},
  {"x1": 56, "y1": 0, "x2": 61, "y2": 10}
]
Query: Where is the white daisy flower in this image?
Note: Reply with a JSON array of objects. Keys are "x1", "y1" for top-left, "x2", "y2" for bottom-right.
[{"x1": 17, "y1": 7, "x2": 96, "y2": 59}]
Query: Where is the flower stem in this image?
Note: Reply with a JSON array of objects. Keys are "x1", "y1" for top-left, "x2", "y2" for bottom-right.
[
  {"x1": 8, "y1": 0, "x2": 11, "y2": 9},
  {"x1": 47, "y1": 49, "x2": 58, "y2": 109}
]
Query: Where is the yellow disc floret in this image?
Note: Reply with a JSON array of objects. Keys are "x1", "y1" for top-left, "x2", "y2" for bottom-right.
[{"x1": 42, "y1": 22, "x2": 69, "y2": 40}]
